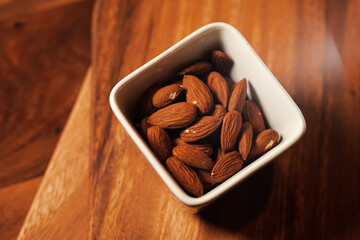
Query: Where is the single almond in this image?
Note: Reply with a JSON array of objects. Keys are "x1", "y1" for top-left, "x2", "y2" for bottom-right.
[
  {"x1": 172, "y1": 145, "x2": 215, "y2": 170},
  {"x1": 238, "y1": 122, "x2": 253, "y2": 160},
  {"x1": 173, "y1": 137, "x2": 214, "y2": 155},
  {"x1": 211, "y1": 151, "x2": 243, "y2": 182},
  {"x1": 152, "y1": 83, "x2": 183, "y2": 108},
  {"x1": 221, "y1": 111, "x2": 242, "y2": 152},
  {"x1": 228, "y1": 78, "x2": 247, "y2": 113},
  {"x1": 207, "y1": 71, "x2": 230, "y2": 108},
  {"x1": 211, "y1": 50, "x2": 234, "y2": 75},
  {"x1": 139, "y1": 84, "x2": 161, "y2": 118},
  {"x1": 182, "y1": 75, "x2": 213, "y2": 115},
  {"x1": 166, "y1": 156, "x2": 203, "y2": 196},
  {"x1": 242, "y1": 100, "x2": 265, "y2": 135},
  {"x1": 148, "y1": 102, "x2": 197, "y2": 129},
  {"x1": 210, "y1": 104, "x2": 227, "y2": 120},
  {"x1": 178, "y1": 61, "x2": 212, "y2": 76},
  {"x1": 180, "y1": 116, "x2": 221, "y2": 142},
  {"x1": 249, "y1": 129, "x2": 279, "y2": 160},
  {"x1": 197, "y1": 169, "x2": 216, "y2": 183},
  {"x1": 147, "y1": 126, "x2": 173, "y2": 162},
  {"x1": 140, "y1": 117, "x2": 151, "y2": 140}
]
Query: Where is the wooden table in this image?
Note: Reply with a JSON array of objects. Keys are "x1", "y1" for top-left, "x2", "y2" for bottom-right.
[
  {"x1": 3, "y1": 0, "x2": 360, "y2": 239},
  {"x1": 0, "y1": 1, "x2": 92, "y2": 239}
]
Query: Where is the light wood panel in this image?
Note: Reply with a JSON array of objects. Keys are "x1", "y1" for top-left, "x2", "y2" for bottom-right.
[
  {"x1": 17, "y1": 69, "x2": 91, "y2": 240},
  {"x1": 0, "y1": 177, "x2": 42, "y2": 240}
]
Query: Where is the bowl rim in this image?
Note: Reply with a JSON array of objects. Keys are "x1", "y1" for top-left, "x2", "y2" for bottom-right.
[{"x1": 109, "y1": 22, "x2": 306, "y2": 207}]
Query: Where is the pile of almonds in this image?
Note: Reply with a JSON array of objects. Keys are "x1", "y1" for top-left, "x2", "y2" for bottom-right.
[{"x1": 137, "y1": 50, "x2": 279, "y2": 197}]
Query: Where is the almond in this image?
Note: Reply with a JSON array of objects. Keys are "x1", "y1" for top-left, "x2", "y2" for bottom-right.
[
  {"x1": 148, "y1": 102, "x2": 197, "y2": 129},
  {"x1": 147, "y1": 126, "x2": 173, "y2": 162},
  {"x1": 211, "y1": 50, "x2": 234, "y2": 75},
  {"x1": 172, "y1": 145, "x2": 214, "y2": 170},
  {"x1": 173, "y1": 137, "x2": 213, "y2": 155},
  {"x1": 210, "y1": 104, "x2": 227, "y2": 120},
  {"x1": 180, "y1": 116, "x2": 221, "y2": 143},
  {"x1": 207, "y1": 71, "x2": 229, "y2": 108},
  {"x1": 221, "y1": 111, "x2": 242, "y2": 152},
  {"x1": 228, "y1": 78, "x2": 247, "y2": 113},
  {"x1": 139, "y1": 84, "x2": 161, "y2": 118},
  {"x1": 197, "y1": 169, "x2": 216, "y2": 183},
  {"x1": 140, "y1": 117, "x2": 151, "y2": 140},
  {"x1": 242, "y1": 100, "x2": 265, "y2": 135},
  {"x1": 152, "y1": 83, "x2": 183, "y2": 108},
  {"x1": 211, "y1": 151, "x2": 243, "y2": 182},
  {"x1": 166, "y1": 156, "x2": 203, "y2": 196},
  {"x1": 182, "y1": 75, "x2": 213, "y2": 115},
  {"x1": 249, "y1": 129, "x2": 279, "y2": 160},
  {"x1": 178, "y1": 61, "x2": 212, "y2": 76},
  {"x1": 238, "y1": 122, "x2": 253, "y2": 160}
]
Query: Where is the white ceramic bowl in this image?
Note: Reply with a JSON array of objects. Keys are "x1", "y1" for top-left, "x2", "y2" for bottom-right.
[{"x1": 109, "y1": 22, "x2": 306, "y2": 207}]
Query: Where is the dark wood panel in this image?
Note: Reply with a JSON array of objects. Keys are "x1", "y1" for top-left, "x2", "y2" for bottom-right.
[
  {"x1": 90, "y1": 0, "x2": 360, "y2": 239},
  {"x1": 0, "y1": 0, "x2": 92, "y2": 188}
]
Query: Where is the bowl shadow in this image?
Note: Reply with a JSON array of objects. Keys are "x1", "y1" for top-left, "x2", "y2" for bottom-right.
[{"x1": 197, "y1": 162, "x2": 274, "y2": 232}]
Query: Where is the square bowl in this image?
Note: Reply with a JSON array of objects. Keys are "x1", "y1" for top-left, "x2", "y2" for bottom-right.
[{"x1": 109, "y1": 22, "x2": 306, "y2": 208}]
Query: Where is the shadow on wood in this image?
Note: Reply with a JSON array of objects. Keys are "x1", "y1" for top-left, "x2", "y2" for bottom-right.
[{"x1": 198, "y1": 162, "x2": 274, "y2": 232}]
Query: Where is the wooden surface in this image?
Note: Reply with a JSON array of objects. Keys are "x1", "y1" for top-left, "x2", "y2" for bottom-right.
[
  {"x1": 7, "y1": 0, "x2": 360, "y2": 239},
  {"x1": 90, "y1": 0, "x2": 360, "y2": 239},
  {"x1": 0, "y1": 0, "x2": 92, "y2": 239},
  {"x1": 0, "y1": 0, "x2": 91, "y2": 187},
  {"x1": 0, "y1": 177, "x2": 42, "y2": 240},
  {"x1": 18, "y1": 69, "x2": 91, "y2": 240}
]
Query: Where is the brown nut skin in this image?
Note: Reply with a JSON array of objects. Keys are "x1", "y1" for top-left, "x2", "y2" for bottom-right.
[
  {"x1": 148, "y1": 102, "x2": 197, "y2": 129},
  {"x1": 166, "y1": 156, "x2": 204, "y2": 197},
  {"x1": 242, "y1": 100, "x2": 265, "y2": 135},
  {"x1": 173, "y1": 138, "x2": 214, "y2": 155},
  {"x1": 248, "y1": 129, "x2": 279, "y2": 160},
  {"x1": 182, "y1": 75, "x2": 213, "y2": 115},
  {"x1": 139, "y1": 84, "x2": 161, "y2": 118},
  {"x1": 221, "y1": 111, "x2": 242, "y2": 153},
  {"x1": 207, "y1": 71, "x2": 230, "y2": 108},
  {"x1": 152, "y1": 83, "x2": 183, "y2": 108},
  {"x1": 178, "y1": 61, "x2": 212, "y2": 76},
  {"x1": 211, "y1": 151, "x2": 243, "y2": 183},
  {"x1": 172, "y1": 145, "x2": 215, "y2": 170},
  {"x1": 140, "y1": 117, "x2": 151, "y2": 140},
  {"x1": 147, "y1": 126, "x2": 173, "y2": 162},
  {"x1": 211, "y1": 50, "x2": 234, "y2": 75},
  {"x1": 228, "y1": 78, "x2": 247, "y2": 113},
  {"x1": 180, "y1": 116, "x2": 221, "y2": 143},
  {"x1": 210, "y1": 104, "x2": 227, "y2": 121},
  {"x1": 238, "y1": 122, "x2": 253, "y2": 160}
]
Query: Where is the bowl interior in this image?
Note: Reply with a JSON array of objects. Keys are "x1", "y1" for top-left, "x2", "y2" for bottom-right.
[{"x1": 111, "y1": 23, "x2": 305, "y2": 207}]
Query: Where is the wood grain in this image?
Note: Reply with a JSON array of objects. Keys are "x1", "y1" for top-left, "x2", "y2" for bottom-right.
[
  {"x1": 90, "y1": 0, "x2": 360, "y2": 239},
  {"x1": 17, "y1": 69, "x2": 91, "y2": 240},
  {"x1": 12, "y1": 0, "x2": 360, "y2": 239},
  {"x1": 0, "y1": 177, "x2": 42, "y2": 240},
  {"x1": 0, "y1": 0, "x2": 92, "y2": 188},
  {"x1": 0, "y1": 0, "x2": 86, "y2": 21}
]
